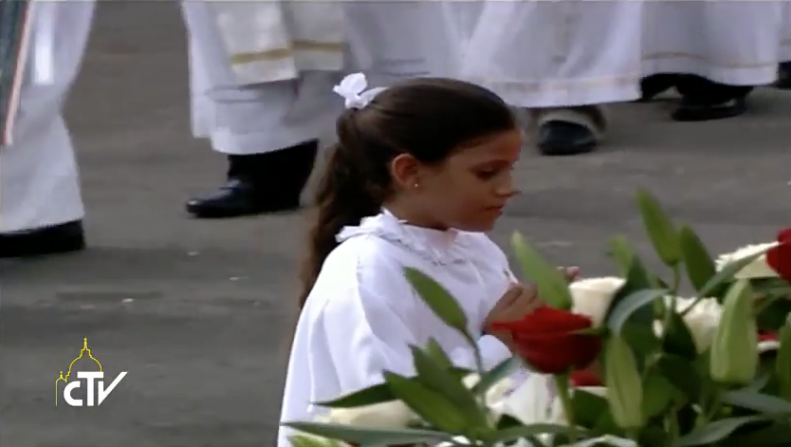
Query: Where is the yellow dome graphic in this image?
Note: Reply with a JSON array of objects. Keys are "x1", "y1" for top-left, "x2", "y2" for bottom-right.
[{"x1": 55, "y1": 338, "x2": 103, "y2": 406}]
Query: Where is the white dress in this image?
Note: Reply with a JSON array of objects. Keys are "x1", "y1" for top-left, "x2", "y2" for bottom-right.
[{"x1": 278, "y1": 210, "x2": 516, "y2": 446}]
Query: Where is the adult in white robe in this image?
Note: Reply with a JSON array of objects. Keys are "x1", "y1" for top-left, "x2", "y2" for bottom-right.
[
  {"x1": 0, "y1": 2, "x2": 95, "y2": 258},
  {"x1": 641, "y1": 2, "x2": 785, "y2": 121},
  {"x1": 183, "y1": 2, "x2": 432, "y2": 218},
  {"x1": 773, "y1": 2, "x2": 791, "y2": 89},
  {"x1": 453, "y1": 2, "x2": 644, "y2": 156},
  {"x1": 278, "y1": 211, "x2": 516, "y2": 447}
]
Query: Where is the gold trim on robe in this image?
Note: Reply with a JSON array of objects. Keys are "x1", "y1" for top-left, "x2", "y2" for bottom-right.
[
  {"x1": 211, "y1": 2, "x2": 344, "y2": 85},
  {"x1": 230, "y1": 41, "x2": 345, "y2": 65}
]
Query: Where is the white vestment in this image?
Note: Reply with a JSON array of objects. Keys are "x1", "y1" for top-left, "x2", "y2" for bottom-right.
[
  {"x1": 0, "y1": 2, "x2": 94, "y2": 233},
  {"x1": 781, "y1": 3, "x2": 791, "y2": 63},
  {"x1": 642, "y1": 2, "x2": 784, "y2": 86},
  {"x1": 457, "y1": 2, "x2": 644, "y2": 108},
  {"x1": 278, "y1": 210, "x2": 516, "y2": 447},
  {"x1": 182, "y1": 2, "x2": 343, "y2": 156},
  {"x1": 183, "y1": 2, "x2": 434, "y2": 157}
]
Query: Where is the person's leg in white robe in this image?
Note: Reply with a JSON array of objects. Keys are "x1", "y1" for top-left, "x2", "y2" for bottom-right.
[
  {"x1": 0, "y1": 2, "x2": 94, "y2": 258},
  {"x1": 774, "y1": 2, "x2": 791, "y2": 89},
  {"x1": 181, "y1": 2, "x2": 340, "y2": 218},
  {"x1": 181, "y1": 2, "x2": 432, "y2": 218},
  {"x1": 458, "y1": 2, "x2": 643, "y2": 156},
  {"x1": 642, "y1": 2, "x2": 782, "y2": 121}
]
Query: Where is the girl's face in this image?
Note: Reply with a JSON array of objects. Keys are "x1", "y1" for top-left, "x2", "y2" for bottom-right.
[{"x1": 410, "y1": 128, "x2": 523, "y2": 232}]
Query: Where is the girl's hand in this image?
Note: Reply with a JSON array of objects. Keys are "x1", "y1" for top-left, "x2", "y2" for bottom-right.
[{"x1": 483, "y1": 284, "x2": 541, "y2": 351}]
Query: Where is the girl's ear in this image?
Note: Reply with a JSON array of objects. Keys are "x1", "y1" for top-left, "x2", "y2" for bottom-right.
[{"x1": 389, "y1": 153, "x2": 421, "y2": 190}]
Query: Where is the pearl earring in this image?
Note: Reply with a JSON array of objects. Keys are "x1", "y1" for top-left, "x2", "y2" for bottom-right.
[{"x1": 413, "y1": 182, "x2": 420, "y2": 188}]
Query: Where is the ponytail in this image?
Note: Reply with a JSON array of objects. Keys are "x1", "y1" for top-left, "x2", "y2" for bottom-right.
[{"x1": 296, "y1": 112, "x2": 385, "y2": 309}]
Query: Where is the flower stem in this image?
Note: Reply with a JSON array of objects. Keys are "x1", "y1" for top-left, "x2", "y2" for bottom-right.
[{"x1": 554, "y1": 374, "x2": 578, "y2": 442}]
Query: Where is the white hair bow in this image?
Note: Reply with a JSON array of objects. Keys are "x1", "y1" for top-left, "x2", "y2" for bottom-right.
[{"x1": 333, "y1": 73, "x2": 387, "y2": 110}]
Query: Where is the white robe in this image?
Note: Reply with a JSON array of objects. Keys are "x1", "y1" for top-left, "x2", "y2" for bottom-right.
[
  {"x1": 182, "y1": 2, "x2": 344, "y2": 156},
  {"x1": 456, "y1": 1, "x2": 644, "y2": 108},
  {"x1": 781, "y1": 3, "x2": 791, "y2": 63},
  {"x1": 278, "y1": 210, "x2": 516, "y2": 447},
  {"x1": 642, "y1": 2, "x2": 784, "y2": 86},
  {"x1": 0, "y1": 1, "x2": 94, "y2": 233},
  {"x1": 184, "y1": 2, "x2": 436, "y2": 157}
]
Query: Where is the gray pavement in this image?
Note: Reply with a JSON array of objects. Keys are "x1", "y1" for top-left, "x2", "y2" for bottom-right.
[{"x1": 2, "y1": 3, "x2": 791, "y2": 447}]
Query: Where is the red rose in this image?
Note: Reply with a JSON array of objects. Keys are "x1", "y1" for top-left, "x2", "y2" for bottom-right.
[
  {"x1": 759, "y1": 332, "x2": 778, "y2": 342},
  {"x1": 492, "y1": 307, "x2": 602, "y2": 374},
  {"x1": 767, "y1": 228, "x2": 791, "y2": 282},
  {"x1": 570, "y1": 370, "x2": 603, "y2": 387}
]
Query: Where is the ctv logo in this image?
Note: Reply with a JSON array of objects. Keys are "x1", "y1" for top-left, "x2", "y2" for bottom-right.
[{"x1": 55, "y1": 338, "x2": 128, "y2": 407}]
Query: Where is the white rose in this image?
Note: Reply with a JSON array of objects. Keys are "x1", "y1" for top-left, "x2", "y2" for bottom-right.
[
  {"x1": 716, "y1": 242, "x2": 779, "y2": 279},
  {"x1": 570, "y1": 277, "x2": 625, "y2": 326},
  {"x1": 759, "y1": 339, "x2": 780, "y2": 353},
  {"x1": 322, "y1": 401, "x2": 415, "y2": 428},
  {"x1": 653, "y1": 297, "x2": 722, "y2": 353}
]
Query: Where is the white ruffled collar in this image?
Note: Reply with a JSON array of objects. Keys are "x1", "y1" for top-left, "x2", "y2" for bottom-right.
[{"x1": 336, "y1": 209, "x2": 468, "y2": 265}]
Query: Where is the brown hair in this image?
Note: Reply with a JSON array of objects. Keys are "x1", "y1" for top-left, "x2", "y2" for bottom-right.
[{"x1": 298, "y1": 78, "x2": 516, "y2": 308}]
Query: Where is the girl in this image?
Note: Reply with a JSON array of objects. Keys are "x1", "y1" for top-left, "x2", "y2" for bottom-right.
[{"x1": 278, "y1": 74, "x2": 542, "y2": 446}]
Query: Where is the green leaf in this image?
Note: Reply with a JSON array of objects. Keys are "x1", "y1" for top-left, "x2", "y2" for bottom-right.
[
  {"x1": 604, "y1": 255, "x2": 655, "y2": 327},
  {"x1": 636, "y1": 189, "x2": 680, "y2": 266},
  {"x1": 424, "y1": 338, "x2": 453, "y2": 370},
  {"x1": 721, "y1": 389, "x2": 791, "y2": 414},
  {"x1": 757, "y1": 299, "x2": 791, "y2": 332},
  {"x1": 657, "y1": 354, "x2": 703, "y2": 401},
  {"x1": 609, "y1": 235, "x2": 636, "y2": 276},
  {"x1": 492, "y1": 423, "x2": 582, "y2": 443},
  {"x1": 316, "y1": 383, "x2": 396, "y2": 408},
  {"x1": 621, "y1": 253, "x2": 654, "y2": 292},
  {"x1": 471, "y1": 356, "x2": 521, "y2": 396},
  {"x1": 404, "y1": 268, "x2": 470, "y2": 337},
  {"x1": 642, "y1": 370, "x2": 676, "y2": 418},
  {"x1": 640, "y1": 426, "x2": 673, "y2": 447},
  {"x1": 719, "y1": 420, "x2": 791, "y2": 447},
  {"x1": 571, "y1": 388, "x2": 609, "y2": 429},
  {"x1": 621, "y1": 322, "x2": 661, "y2": 355},
  {"x1": 746, "y1": 372, "x2": 772, "y2": 393},
  {"x1": 409, "y1": 346, "x2": 488, "y2": 428},
  {"x1": 699, "y1": 248, "x2": 771, "y2": 299},
  {"x1": 673, "y1": 415, "x2": 768, "y2": 447},
  {"x1": 606, "y1": 289, "x2": 667, "y2": 335},
  {"x1": 678, "y1": 225, "x2": 717, "y2": 292},
  {"x1": 777, "y1": 319, "x2": 791, "y2": 401},
  {"x1": 383, "y1": 371, "x2": 468, "y2": 433},
  {"x1": 289, "y1": 434, "x2": 338, "y2": 447},
  {"x1": 510, "y1": 232, "x2": 573, "y2": 310},
  {"x1": 282, "y1": 422, "x2": 452, "y2": 446},
  {"x1": 662, "y1": 310, "x2": 699, "y2": 360}
]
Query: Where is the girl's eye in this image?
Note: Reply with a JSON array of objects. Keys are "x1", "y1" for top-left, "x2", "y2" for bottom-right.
[{"x1": 476, "y1": 169, "x2": 498, "y2": 179}]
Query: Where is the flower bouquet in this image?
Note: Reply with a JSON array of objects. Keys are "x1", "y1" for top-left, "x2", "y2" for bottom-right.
[{"x1": 283, "y1": 190, "x2": 791, "y2": 447}]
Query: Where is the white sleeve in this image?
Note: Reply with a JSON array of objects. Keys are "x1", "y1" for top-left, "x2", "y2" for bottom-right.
[{"x1": 321, "y1": 258, "x2": 512, "y2": 393}]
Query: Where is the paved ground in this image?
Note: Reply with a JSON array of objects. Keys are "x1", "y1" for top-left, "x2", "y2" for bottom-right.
[{"x1": 2, "y1": 3, "x2": 791, "y2": 447}]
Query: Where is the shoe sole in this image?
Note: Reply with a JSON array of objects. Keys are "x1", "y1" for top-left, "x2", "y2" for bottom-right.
[
  {"x1": 186, "y1": 202, "x2": 302, "y2": 219},
  {"x1": 0, "y1": 225, "x2": 86, "y2": 258}
]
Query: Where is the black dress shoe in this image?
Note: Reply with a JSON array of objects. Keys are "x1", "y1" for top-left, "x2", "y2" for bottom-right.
[
  {"x1": 0, "y1": 220, "x2": 86, "y2": 258},
  {"x1": 537, "y1": 121, "x2": 597, "y2": 156},
  {"x1": 186, "y1": 140, "x2": 318, "y2": 219},
  {"x1": 638, "y1": 74, "x2": 679, "y2": 102},
  {"x1": 671, "y1": 97, "x2": 746, "y2": 122},
  {"x1": 186, "y1": 177, "x2": 300, "y2": 218}
]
